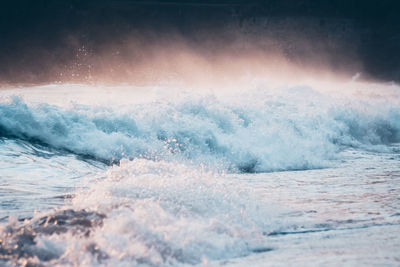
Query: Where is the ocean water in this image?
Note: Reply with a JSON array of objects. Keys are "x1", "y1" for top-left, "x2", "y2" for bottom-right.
[{"x1": 0, "y1": 81, "x2": 399, "y2": 266}]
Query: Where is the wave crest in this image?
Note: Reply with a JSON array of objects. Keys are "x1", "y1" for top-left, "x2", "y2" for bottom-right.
[{"x1": 0, "y1": 87, "x2": 399, "y2": 172}]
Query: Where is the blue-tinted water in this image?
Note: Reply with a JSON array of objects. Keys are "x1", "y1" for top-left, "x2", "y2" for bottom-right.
[
  {"x1": 0, "y1": 138, "x2": 106, "y2": 222},
  {"x1": 0, "y1": 82, "x2": 399, "y2": 266}
]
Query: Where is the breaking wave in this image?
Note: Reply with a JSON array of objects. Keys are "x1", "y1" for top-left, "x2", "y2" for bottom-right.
[{"x1": 0, "y1": 86, "x2": 399, "y2": 173}]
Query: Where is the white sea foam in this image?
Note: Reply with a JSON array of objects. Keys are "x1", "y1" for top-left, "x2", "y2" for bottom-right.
[{"x1": 66, "y1": 159, "x2": 281, "y2": 265}]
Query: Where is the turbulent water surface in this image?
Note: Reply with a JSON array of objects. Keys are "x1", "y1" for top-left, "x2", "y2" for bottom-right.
[{"x1": 0, "y1": 81, "x2": 399, "y2": 266}]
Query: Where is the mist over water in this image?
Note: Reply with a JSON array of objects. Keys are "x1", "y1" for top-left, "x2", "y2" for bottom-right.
[{"x1": 1, "y1": 0, "x2": 399, "y2": 85}]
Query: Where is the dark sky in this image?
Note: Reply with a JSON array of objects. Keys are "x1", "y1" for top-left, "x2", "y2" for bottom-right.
[{"x1": 1, "y1": 0, "x2": 399, "y2": 84}]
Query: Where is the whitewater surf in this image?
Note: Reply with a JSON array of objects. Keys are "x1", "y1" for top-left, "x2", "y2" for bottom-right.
[{"x1": 0, "y1": 81, "x2": 399, "y2": 266}]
